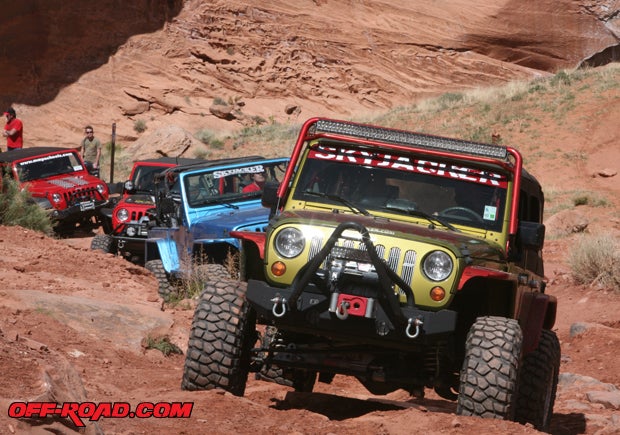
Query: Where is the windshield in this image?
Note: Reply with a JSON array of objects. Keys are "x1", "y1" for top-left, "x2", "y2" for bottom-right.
[
  {"x1": 182, "y1": 161, "x2": 288, "y2": 208},
  {"x1": 132, "y1": 165, "x2": 172, "y2": 193},
  {"x1": 291, "y1": 144, "x2": 508, "y2": 231},
  {"x1": 16, "y1": 151, "x2": 85, "y2": 182}
]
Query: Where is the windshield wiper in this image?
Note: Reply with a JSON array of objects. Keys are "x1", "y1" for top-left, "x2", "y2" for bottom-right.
[
  {"x1": 384, "y1": 204, "x2": 460, "y2": 232},
  {"x1": 304, "y1": 191, "x2": 370, "y2": 216},
  {"x1": 202, "y1": 197, "x2": 239, "y2": 209}
]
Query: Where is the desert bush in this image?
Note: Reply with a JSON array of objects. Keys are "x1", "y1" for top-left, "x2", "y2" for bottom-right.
[
  {"x1": 144, "y1": 336, "x2": 183, "y2": 356},
  {"x1": 568, "y1": 235, "x2": 620, "y2": 292},
  {"x1": 133, "y1": 119, "x2": 147, "y2": 133},
  {"x1": 0, "y1": 176, "x2": 53, "y2": 234},
  {"x1": 195, "y1": 128, "x2": 224, "y2": 149}
]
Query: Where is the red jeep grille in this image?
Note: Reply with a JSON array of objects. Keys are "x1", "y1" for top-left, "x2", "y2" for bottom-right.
[
  {"x1": 64, "y1": 187, "x2": 98, "y2": 205},
  {"x1": 131, "y1": 210, "x2": 145, "y2": 221}
]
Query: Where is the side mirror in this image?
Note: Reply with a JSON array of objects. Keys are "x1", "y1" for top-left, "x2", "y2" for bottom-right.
[
  {"x1": 518, "y1": 221, "x2": 545, "y2": 250},
  {"x1": 261, "y1": 181, "x2": 280, "y2": 208}
]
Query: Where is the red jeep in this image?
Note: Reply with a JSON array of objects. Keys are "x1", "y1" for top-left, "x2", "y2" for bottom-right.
[
  {"x1": 91, "y1": 157, "x2": 205, "y2": 264},
  {"x1": 0, "y1": 147, "x2": 110, "y2": 234}
]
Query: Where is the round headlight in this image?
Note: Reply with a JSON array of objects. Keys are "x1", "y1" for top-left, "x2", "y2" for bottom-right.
[
  {"x1": 274, "y1": 227, "x2": 305, "y2": 258},
  {"x1": 422, "y1": 251, "x2": 453, "y2": 281},
  {"x1": 116, "y1": 208, "x2": 129, "y2": 222},
  {"x1": 51, "y1": 193, "x2": 62, "y2": 203},
  {"x1": 96, "y1": 184, "x2": 106, "y2": 194}
]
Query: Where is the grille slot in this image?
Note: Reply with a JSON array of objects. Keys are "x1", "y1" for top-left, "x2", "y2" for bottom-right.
[
  {"x1": 130, "y1": 210, "x2": 145, "y2": 221},
  {"x1": 308, "y1": 235, "x2": 416, "y2": 286},
  {"x1": 63, "y1": 187, "x2": 98, "y2": 205}
]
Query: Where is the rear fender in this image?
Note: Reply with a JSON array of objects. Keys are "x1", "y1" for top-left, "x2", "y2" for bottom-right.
[{"x1": 518, "y1": 292, "x2": 557, "y2": 354}]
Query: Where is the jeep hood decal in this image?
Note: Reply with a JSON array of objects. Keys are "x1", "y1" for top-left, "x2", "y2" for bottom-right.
[{"x1": 47, "y1": 176, "x2": 93, "y2": 188}]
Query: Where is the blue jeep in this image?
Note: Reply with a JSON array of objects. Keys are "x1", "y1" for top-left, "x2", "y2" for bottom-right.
[{"x1": 144, "y1": 156, "x2": 289, "y2": 301}]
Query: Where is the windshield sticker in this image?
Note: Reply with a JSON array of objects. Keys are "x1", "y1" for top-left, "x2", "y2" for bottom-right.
[
  {"x1": 213, "y1": 165, "x2": 265, "y2": 179},
  {"x1": 20, "y1": 152, "x2": 76, "y2": 166},
  {"x1": 483, "y1": 205, "x2": 498, "y2": 221},
  {"x1": 308, "y1": 146, "x2": 508, "y2": 187}
]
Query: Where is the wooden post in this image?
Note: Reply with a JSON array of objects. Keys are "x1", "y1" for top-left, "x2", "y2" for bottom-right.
[{"x1": 109, "y1": 122, "x2": 116, "y2": 183}]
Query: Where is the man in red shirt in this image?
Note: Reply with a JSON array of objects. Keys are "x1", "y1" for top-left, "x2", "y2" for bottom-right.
[{"x1": 3, "y1": 107, "x2": 24, "y2": 151}]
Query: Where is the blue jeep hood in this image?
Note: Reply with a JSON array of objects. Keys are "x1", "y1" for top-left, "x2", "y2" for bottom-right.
[{"x1": 190, "y1": 205, "x2": 270, "y2": 240}]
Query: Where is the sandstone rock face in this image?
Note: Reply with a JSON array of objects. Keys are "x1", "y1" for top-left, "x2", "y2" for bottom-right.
[{"x1": 1, "y1": 0, "x2": 619, "y2": 148}]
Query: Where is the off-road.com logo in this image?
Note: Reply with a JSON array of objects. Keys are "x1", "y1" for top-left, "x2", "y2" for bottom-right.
[{"x1": 8, "y1": 401, "x2": 193, "y2": 427}]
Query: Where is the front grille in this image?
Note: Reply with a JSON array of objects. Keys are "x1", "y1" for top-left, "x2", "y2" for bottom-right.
[
  {"x1": 308, "y1": 235, "x2": 417, "y2": 287},
  {"x1": 63, "y1": 187, "x2": 98, "y2": 205},
  {"x1": 130, "y1": 210, "x2": 145, "y2": 221}
]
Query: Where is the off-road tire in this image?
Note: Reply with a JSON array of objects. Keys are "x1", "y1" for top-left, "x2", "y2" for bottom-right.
[
  {"x1": 181, "y1": 278, "x2": 256, "y2": 396},
  {"x1": 90, "y1": 234, "x2": 114, "y2": 254},
  {"x1": 255, "y1": 326, "x2": 317, "y2": 392},
  {"x1": 515, "y1": 329, "x2": 560, "y2": 430},
  {"x1": 195, "y1": 263, "x2": 234, "y2": 282},
  {"x1": 145, "y1": 259, "x2": 175, "y2": 301},
  {"x1": 457, "y1": 316, "x2": 522, "y2": 421}
]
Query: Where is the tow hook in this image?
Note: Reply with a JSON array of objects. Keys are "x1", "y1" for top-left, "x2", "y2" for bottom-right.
[
  {"x1": 335, "y1": 300, "x2": 350, "y2": 320},
  {"x1": 271, "y1": 295, "x2": 287, "y2": 318},
  {"x1": 406, "y1": 317, "x2": 423, "y2": 339}
]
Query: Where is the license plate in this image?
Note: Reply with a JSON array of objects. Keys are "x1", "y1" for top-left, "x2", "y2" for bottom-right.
[{"x1": 80, "y1": 200, "x2": 95, "y2": 211}]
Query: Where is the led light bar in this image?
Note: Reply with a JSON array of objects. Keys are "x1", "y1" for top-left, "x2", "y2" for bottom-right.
[{"x1": 313, "y1": 119, "x2": 508, "y2": 160}]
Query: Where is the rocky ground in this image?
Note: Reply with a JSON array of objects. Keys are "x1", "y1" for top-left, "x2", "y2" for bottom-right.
[{"x1": 0, "y1": 222, "x2": 619, "y2": 435}]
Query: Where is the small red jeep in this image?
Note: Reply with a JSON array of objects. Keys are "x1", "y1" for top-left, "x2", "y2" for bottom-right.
[
  {"x1": 91, "y1": 157, "x2": 205, "y2": 264},
  {"x1": 0, "y1": 147, "x2": 110, "y2": 234}
]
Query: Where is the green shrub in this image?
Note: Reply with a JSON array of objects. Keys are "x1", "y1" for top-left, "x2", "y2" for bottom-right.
[
  {"x1": 144, "y1": 336, "x2": 183, "y2": 356},
  {"x1": 195, "y1": 129, "x2": 224, "y2": 149},
  {"x1": 133, "y1": 119, "x2": 147, "y2": 133},
  {"x1": 0, "y1": 177, "x2": 53, "y2": 234},
  {"x1": 568, "y1": 235, "x2": 620, "y2": 292}
]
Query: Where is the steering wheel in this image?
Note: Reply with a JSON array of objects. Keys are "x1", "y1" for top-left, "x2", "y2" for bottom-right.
[{"x1": 438, "y1": 206, "x2": 484, "y2": 223}]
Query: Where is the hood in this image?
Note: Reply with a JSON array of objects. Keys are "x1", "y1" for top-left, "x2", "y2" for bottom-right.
[
  {"x1": 190, "y1": 206, "x2": 271, "y2": 241},
  {"x1": 275, "y1": 209, "x2": 503, "y2": 260},
  {"x1": 26, "y1": 175, "x2": 104, "y2": 194},
  {"x1": 117, "y1": 194, "x2": 155, "y2": 208}
]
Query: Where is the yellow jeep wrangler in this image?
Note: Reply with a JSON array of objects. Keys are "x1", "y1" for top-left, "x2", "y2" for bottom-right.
[{"x1": 182, "y1": 118, "x2": 559, "y2": 431}]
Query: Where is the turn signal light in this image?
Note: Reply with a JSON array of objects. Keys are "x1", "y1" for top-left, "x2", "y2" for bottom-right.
[
  {"x1": 430, "y1": 286, "x2": 446, "y2": 302},
  {"x1": 271, "y1": 261, "x2": 287, "y2": 276}
]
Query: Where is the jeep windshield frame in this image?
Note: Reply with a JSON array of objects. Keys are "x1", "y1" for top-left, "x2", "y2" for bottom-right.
[
  {"x1": 16, "y1": 151, "x2": 85, "y2": 182},
  {"x1": 277, "y1": 118, "x2": 523, "y2": 247},
  {"x1": 291, "y1": 144, "x2": 509, "y2": 232},
  {"x1": 181, "y1": 160, "x2": 288, "y2": 209}
]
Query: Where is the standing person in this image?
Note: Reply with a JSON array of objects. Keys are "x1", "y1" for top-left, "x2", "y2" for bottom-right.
[
  {"x1": 2, "y1": 107, "x2": 23, "y2": 151},
  {"x1": 80, "y1": 125, "x2": 102, "y2": 177}
]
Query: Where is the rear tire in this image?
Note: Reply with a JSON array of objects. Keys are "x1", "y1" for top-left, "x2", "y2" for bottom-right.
[
  {"x1": 515, "y1": 329, "x2": 560, "y2": 430},
  {"x1": 457, "y1": 316, "x2": 522, "y2": 421},
  {"x1": 145, "y1": 259, "x2": 175, "y2": 301},
  {"x1": 181, "y1": 278, "x2": 255, "y2": 396},
  {"x1": 90, "y1": 234, "x2": 114, "y2": 254}
]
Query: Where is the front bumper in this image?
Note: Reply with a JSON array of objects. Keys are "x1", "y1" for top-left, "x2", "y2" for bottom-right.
[
  {"x1": 247, "y1": 280, "x2": 456, "y2": 346},
  {"x1": 50, "y1": 199, "x2": 108, "y2": 224}
]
